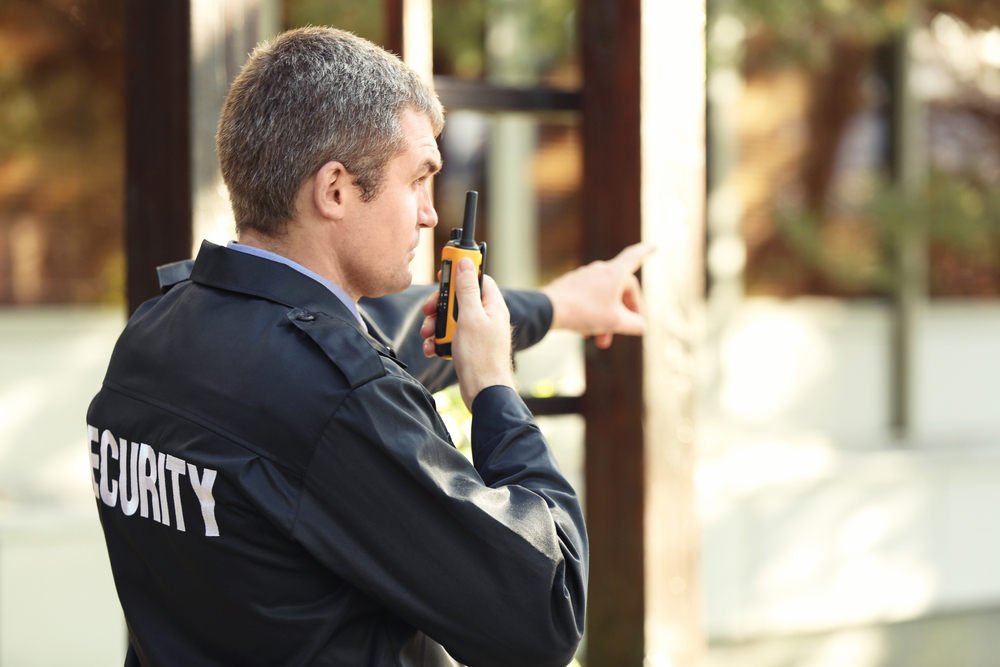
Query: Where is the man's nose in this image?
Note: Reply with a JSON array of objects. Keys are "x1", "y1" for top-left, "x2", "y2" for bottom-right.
[{"x1": 419, "y1": 190, "x2": 438, "y2": 229}]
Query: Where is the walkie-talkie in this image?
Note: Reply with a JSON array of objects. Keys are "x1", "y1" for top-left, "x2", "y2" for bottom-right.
[{"x1": 434, "y1": 190, "x2": 487, "y2": 359}]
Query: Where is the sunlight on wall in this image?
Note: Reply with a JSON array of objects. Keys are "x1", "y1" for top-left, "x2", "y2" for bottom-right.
[
  {"x1": 0, "y1": 308, "x2": 125, "y2": 505},
  {"x1": 699, "y1": 432, "x2": 949, "y2": 637},
  {"x1": 0, "y1": 378, "x2": 47, "y2": 455},
  {"x1": 698, "y1": 435, "x2": 838, "y2": 512},
  {"x1": 719, "y1": 307, "x2": 832, "y2": 423}
]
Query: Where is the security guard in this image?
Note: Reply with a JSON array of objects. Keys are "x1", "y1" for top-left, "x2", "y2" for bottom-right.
[{"x1": 88, "y1": 27, "x2": 649, "y2": 667}]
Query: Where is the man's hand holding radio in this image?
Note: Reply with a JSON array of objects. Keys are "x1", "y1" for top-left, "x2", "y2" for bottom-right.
[
  {"x1": 421, "y1": 257, "x2": 514, "y2": 410},
  {"x1": 420, "y1": 242, "x2": 654, "y2": 406}
]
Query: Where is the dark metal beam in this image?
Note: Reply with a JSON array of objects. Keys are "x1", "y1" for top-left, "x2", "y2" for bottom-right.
[
  {"x1": 884, "y1": 25, "x2": 928, "y2": 439},
  {"x1": 125, "y1": 0, "x2": 192, "y2": 315},
  {"x1": 519, "y1": 395, "x2": 582, "y2": 416},
  {"x1": 433, "y1": 76, "x2": 581, "y2": 113}
]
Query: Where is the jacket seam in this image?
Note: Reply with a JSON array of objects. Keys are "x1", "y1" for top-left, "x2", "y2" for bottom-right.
[
  {"x1": 292, "y1": 382, "x2": 360, "y2": 531},
  {"x1": 290, "y1": 358, "x2": 440, "y2": 532},
  {"x1": 100, "y1": 380, "x2": 304, "y2": 479}
]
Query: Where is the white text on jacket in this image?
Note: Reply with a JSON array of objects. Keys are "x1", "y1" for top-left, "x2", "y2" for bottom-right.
[{"x1": 87, "y1": 425, "x2": 219, "y2": 537}]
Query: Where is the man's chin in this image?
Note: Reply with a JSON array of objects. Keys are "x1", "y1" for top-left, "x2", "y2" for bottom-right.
[
  {"x1": 366, "y1": 272, "x2": 413, "y2": 299},
  {"x1": 394, "y1": 274, "x2": 415, "y2": 294}
]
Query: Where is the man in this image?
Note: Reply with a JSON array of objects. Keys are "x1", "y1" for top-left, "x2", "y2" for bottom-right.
[{"x1": 88, "y1": 27, "x2": 650, "y2": 667}]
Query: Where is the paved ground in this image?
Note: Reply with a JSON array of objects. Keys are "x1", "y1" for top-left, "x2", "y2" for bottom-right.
[
  {"x1": 0, "y1": 307, "x2": 127, "y2": 665},
  {"x1": 707, "y1": 606, "x2": 1000, "y2": 667}
]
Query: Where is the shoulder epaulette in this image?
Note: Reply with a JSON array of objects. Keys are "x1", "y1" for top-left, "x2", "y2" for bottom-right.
[
  {"x1": 285, "y1": 308, "x2": 388, "y2": 390},
  {"x1": 157, "y1": 259, "x2": 195, "y2": 293}
]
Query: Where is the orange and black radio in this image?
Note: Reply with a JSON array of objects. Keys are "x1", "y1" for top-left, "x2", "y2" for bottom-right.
[{"x1": 434, "y1": 190, "x2": 486, "y2": 359}]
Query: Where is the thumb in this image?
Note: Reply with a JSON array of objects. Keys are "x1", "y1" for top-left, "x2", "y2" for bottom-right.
[
  {"x1": 614, "y1": 308, "x2": 646, "y2": 336},
  {"x1": 452, "y1": 257, "x2": 483, "y2": 316},
  {"x1": 616, "y1": 275, "x2": 646, "y2": 335}
]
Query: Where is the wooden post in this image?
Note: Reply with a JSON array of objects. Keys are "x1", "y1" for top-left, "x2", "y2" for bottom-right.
[
  {"x1": 581, "y1": 0, "x2": 644, "y2": 663},
  {"x1": 385, "y1": 0, "x2": 435, "y2": 284},
  {"x1": 125, "y1": 1, "x2": 192, "y2": 315},
  {"x1": 582, "y1": 0, "x2": 706, "y2": 665},
  {"x1": 385, "y1": 0, "x2": 404, "y2": 57},
  {"x1": 641, "y1": 1, "x2": 706, "y2": 665}
]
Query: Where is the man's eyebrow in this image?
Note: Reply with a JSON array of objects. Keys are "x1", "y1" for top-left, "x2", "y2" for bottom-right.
[{"x1": 419, "y1": 158, "x2": 443, "y2": 176}]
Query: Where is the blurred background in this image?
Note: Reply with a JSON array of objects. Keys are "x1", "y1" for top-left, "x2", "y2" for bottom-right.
[{"x1": 1, "y1": 0, "x2": 999, "y2": 665}]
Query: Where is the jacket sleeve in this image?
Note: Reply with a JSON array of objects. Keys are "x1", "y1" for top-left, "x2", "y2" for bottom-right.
[
  {"x1": 359, "y1": 286, "x2": 554, "y2": 394},
  {"x1": 292, "y1": 376, "x2": 587, "y2": 667}
]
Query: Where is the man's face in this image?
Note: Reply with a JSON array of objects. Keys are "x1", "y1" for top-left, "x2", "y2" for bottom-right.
[{"x1": 338, "y1": 110, "x2": 440, "y2": 299}]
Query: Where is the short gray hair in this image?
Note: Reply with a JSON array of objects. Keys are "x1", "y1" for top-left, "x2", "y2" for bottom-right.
[{"x1": 217, "y1": 27, "x2": 445, "y2": 236}]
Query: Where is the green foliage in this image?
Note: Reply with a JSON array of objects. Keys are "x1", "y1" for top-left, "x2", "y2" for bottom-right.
[
  {"x1": 285, "y1": 0, "x2": 384, "y2": 45},
  {"x1": 433, "y1": 386, "x2": 473, "y2": 460},
  {"x1": 432, "y1": 0, "x2": 487, "y2": 77},
  {"x1": 284, "y1": 0, "x2": 576, "y2": 81},
  {"x1": 777, "y1": 172, "x2": 1000, "y2": 295},
  {"x1": 712, "y1": 0, "x2": 1000, "y2": 71},
  {"x1": 514, "y1": 0, "x2": 577, "y2": 77},
  {"x1": 710, "y1": 0, "x2": 905, "y2": 71},
  {"x1": 432, "y1": 0, "x2": 576, "y2": 79},
  {"x1": 716, "y1": 0, "x2": 1000, "y2": 297},
  {"x1": 776, "y1": 206, "x2": 889, "y2": 295}
]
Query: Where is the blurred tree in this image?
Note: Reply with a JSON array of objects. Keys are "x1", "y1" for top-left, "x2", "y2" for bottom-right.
[
  {"x1": 284, "y1": 0, "x2": 385, "y2": 45},
  {"x1": 285, "y1": 0, "x2": 576, "y2": 83},
  {"x1": 430, "y1": 0, "x2": 576, "y2": 82},
  {"x1": 777, "y1": 171, "x2": 1000, "y2": 296},
  {"x1": 710, "y1": 0, "x2": 1000, "y2": 297},
  {"x1": 0, "y1": 0, "x2": 124, "y2": 305}
]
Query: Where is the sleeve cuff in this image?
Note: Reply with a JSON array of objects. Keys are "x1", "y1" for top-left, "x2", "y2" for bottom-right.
[{"x1": 469, "y1": 385, "x2": 537, "y2": 464}]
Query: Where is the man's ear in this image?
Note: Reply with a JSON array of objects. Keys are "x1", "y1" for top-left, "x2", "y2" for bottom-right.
[{"x1": 313, "y1": 161, "x2": 351, "y2": 221}]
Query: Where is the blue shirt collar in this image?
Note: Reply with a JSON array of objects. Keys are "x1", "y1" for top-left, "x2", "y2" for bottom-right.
[{"x1": 226, "y1": 241, "x2": 367, "y2": 331}]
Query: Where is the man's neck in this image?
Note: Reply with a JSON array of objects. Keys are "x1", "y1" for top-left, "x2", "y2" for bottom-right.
[
  {"x1": 236, "y1": 227, "x2": 288, "y2": 257},
  {"x1": 237, "y1": 225, "x2": 357, "y2": 301}
]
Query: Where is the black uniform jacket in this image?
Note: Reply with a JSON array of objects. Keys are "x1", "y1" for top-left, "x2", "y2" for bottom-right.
[{"x1": 87, "y1": 242, "x2": 588, "y2": 667}]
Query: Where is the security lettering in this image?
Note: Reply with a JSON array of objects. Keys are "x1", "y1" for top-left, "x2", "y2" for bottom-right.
[{"x1": 88, "y1": 425, "x2": 219, "y2": 537}]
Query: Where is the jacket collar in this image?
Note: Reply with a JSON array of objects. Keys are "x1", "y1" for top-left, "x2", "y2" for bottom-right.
[{"x1": 189, "y1": 240, "x2": 367, "y2": 336}]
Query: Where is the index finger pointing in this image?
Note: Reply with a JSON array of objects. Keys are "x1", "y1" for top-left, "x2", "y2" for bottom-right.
[{"x1": 612, "y1": 243, "x2": 656, "y2": 273}]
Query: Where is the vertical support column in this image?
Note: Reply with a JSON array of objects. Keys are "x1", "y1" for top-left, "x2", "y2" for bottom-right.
[
  {"x1": 704, "y1": 12, "x2": 746, "y2": 434},
  {"x1": 486, "y1": 0, "x2": 539, "y2": 289},
  {"x1": 582, "y1": 0, "x2": 706, "y2": 665},
  {"x1": 889, "y1": 17, "x2": 928, "y2": 440},
  {"x1": 191, "y1": 0, "x2": 281, "y2": 256},
  {"x1": 581, "y1": 0, "x2": 645, "y2": 664},
  {"x1": 641, "y1": 1, "x2": 706, "y2": 666},
  {"x1": 385, "y1": 0, "x2": 404, "y2": 57},
  {"x1": 125, "y1": 1, "x2": 192, "y2": 315},
  {"x1": 485, "y1": 116, "x2": 539, "y2": 288},
  {"x1": 706, "y1": 14, "x2": 746, "y2": 310},
  {"x1": 385, "y1": 0, "x2": 436, "y2": 284},
  {"x1": 385, "y1": 0, "x2": 433, "y2": 78}
]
